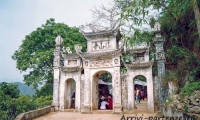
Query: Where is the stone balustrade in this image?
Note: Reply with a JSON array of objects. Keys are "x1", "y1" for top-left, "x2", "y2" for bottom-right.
[{"x1": 15, "y1": 106, "x2": 54, "y2": 120}]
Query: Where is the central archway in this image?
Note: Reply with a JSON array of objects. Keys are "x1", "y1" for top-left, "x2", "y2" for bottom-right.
[{"x1": 91, "y1": 71, "x2": 113, "y2": 110}]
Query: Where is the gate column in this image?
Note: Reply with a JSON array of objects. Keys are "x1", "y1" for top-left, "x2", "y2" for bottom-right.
[{"x1": 113, "y1": 67, "x2": 122, "y2": 114}]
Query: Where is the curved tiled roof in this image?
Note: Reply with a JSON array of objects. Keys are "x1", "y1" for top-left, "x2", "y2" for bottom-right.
[
  {"x1": 76, "y1": 44, "x2": 124, "y2": 59},
  {"x1": 78, "y1": 49, "x2": 121, "y2": 59},
  {"x1": 82, "y1": 29, "x2": 117, "y2": 37},
  {"x1": 62, "y1": 53, "x2": 80, "y2": 60},
  {"x1": 126, "y1": 48, "x2": 148, "y2": 54},
  {"x1": 124, "y1": 61, "x2": 153, "y2": 69}
]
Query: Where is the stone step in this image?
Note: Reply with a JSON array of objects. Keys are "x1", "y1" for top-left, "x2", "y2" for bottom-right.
[
  {"x1": 92, "y1": 110, "x2": 113, "y2": 114},
  {"x1": 65, "y1": 109, "x2": 75, "y2": 112}
]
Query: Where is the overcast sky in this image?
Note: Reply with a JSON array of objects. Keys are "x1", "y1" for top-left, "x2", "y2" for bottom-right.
[{"x1": 0, "y1": 0, "x2": 112, "y2": 82}]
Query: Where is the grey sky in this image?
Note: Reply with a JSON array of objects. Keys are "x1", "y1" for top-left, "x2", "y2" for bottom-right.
[{"x1": 0, "y1": 0, "x2": 111, "y2": 82}]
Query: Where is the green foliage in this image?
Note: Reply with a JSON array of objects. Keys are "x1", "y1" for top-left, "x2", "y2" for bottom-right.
[
  {"x1": 0, "y1": 82, "x2": 53, "y2": 120},
  {"x1": 0, "y1": 90, "x2": 13, "y2": 120},
  {"x1": 116, "y1": 0, "x2": 200, "y2": 94},
  {"x1": 0, "y1": 90, "x2": 36, "y2": 120},
  {"x1": 183, "y1": 104, "x2": 188, "y2": 112},
  {"x1": 34, "y1": 83, "x2": 53, "y2": 98},
  {"x1": 99, "y1": 72, "x2": 112, "y2": 83},
  {"x1": 14, "y1": 95, "x2": 37, "y2": 114},
  {"x1": 164, "y1": 97, "x2": 173, "y2": 106},
  {"x1": 121, "y1": 67, "x2": 127, "y2": 73},
  {"x1": 164, "y1": 71, "x2": 179, "y2": 83},
  {"x1": 124, "y1": 29, "x2": 153, "y2": 47},
  {"x1": 0, "y1": 82, "x2": 20, "y2": 98},
  {"x1": 165, "y1": 45, "x2": 189, "y2": 63},
  {"x1": 122, "y1": 55, "x2": 131, "y2": 63},
  {"x1": 12, "y1": 18, "x2": 87, "y2": 88},
  {"x1": 35, "y1": 95, "x2": 52, "y2": 108},
  {"x1": 135, "y1": 76, "x2": 146, "y2": 82},
  {"x1": 180, "y1": 82, "x2": 200, "y2": 97}
]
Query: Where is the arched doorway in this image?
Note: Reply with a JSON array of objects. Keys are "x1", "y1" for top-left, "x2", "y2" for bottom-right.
[
  {"x1": 92, "y1": 71, "x2": 113, "y2": 110},
  {"x1": 134, "y1": 75, "x2": 148, "y2": 111},
  {"x1": 64, "y1": 78, "x2": 76, "y2": 109}
]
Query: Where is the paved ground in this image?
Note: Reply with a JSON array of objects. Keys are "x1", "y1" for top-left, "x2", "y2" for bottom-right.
[{"x1": 34, "y1": 100, "x2": 156, "y2": 120}]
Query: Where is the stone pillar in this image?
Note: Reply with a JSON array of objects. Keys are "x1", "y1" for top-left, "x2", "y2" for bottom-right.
[
  {"x1": 82, "y1": 69, "x2": 91, "y2": 113},
  {"x1": 113, "y1": 67, "x2": 122, "y2": 113},
  {"x1": 53, "y1": 69, "x2": 60, "y2": 110},
  {"x1": 146, "y1": 68, "x2": 154, "y2": 112},
  {"x1": 53, "y1": 35, "x2": 63, "y2": 110},
  {"x1": 153, "y1": 22, "x2": 166, "y2": 106},
  {"x1": 75, "y1": 72, "x2": 81, "y2": 112},
  {"x1": 121, "y1": 74, "x2": 128, "y2": 113},
  {"x1": 127, "y1": 73, "x2": 135, "y2": 113},
  {"x1": 59, "y1": 72, "x2": 65, "y2": 111}
]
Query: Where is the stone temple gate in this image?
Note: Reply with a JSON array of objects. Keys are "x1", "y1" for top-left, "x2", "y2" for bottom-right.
[{"x1": 52, "y1": 23, "x2": 165, "y2": 113}]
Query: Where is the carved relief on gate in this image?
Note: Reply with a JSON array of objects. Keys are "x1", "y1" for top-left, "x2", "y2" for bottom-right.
[
  {"x1": 114, "y1": 68, "x2": 121, "y2": 104},
  {"x1": 92, "y1": 41, "x2": 111, "y2": 51},
  {"x1": 89, "y1": 59, "x2": 113, "y2": 68},
  {"x1": 68, "y1": 60, "x2": 77, "y2": 66}
]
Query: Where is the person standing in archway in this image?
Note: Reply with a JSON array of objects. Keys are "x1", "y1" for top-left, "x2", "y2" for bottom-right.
[
  {"x1": 141, "y1": 90, "x2": 145, "y2": 100},
  {"x1": 107, "y1": 94, "x2": 113, "y2": 109},
  {"x1": 71, "y1": 92, "x2": 75, "y2": 109},
  {"x1": 135, "y1": 87, "x2": 140, "y2": 104},
  {"x1": 100, "y1": 97, "x2": 109, "y2": 110}
]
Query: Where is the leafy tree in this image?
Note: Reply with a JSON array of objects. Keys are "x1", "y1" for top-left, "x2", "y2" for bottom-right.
[
  {"x1": 180, "y1": 81, "x2": 200, "y2": 97},
  {"x1": 0, "y1": 90, "x2": 13, "y2": 120},
  {"x1": 0, "y1": 87, "x2": 37, "y2": 120},
  {"x1": 0, "y1": 82, "x2": 20, "y2": 98},
  {"x1": 0, "y1": 82, "x2": 52, "y2": 120},
  {"x1": 99, "y1": 72, "x2": 112, "y2": 82},
  {"x1": 35, "y1": 95, "x2": 52, "y2": 108},
  {"x1": 13, "y1": 95, "x2": 37, "y2": 116},
  {"x1": 34, "y1": 83, "x2": 53, "y2": 98},
  {"x1": 135, "y1": 76, "x2": 146, "y2": 82},
  {"x1": 117, "y1": 0, "x2": 200, "y2": 92},
  {"x1": 12, "y1": 18, "x2": 87, "y2": 88}
]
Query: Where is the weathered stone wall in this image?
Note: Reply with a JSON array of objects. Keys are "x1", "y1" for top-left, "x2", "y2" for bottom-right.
[
  {"x1": 166, "y1": 90, "x2": 200, "y2": 114},
  {"x1": 161, "y1": 107, "x2": 200, "y2": 120},
  {"x1": 15, "y1": 106, "x2": 54, "y2": 120}
]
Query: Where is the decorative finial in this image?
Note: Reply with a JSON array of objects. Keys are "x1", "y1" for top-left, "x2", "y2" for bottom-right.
[
  {"x1": 55, "y1": 35, "x2": 63, "y2": 45},
  {"x1": 79, "y1": 23, "x2": 99, "y2": 33},
  {"x1": 74, "y1": 44, "x2": 82, "y2": 52},
  {"x1": 65, "y1": 47, "x2": 72, "y2": 54},
  {"x1": 154, "y1": 22, "x2": 161, "y2": 32}
]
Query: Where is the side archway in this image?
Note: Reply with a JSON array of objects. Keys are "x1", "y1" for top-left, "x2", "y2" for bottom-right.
[
  {"x1": 127, "y1": 68, "x2": 154, "y2": 113},
  {"x1": 133, "y1": 75, "x2": 147, "y2": 107},
  {"x1": 64, "y1": 78, "x2": 76, "y2": 109}
]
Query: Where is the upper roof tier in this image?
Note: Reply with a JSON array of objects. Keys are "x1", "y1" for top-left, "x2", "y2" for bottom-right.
[{"x1": 79, "y1": 24, "x2": 122, "y2": 53}]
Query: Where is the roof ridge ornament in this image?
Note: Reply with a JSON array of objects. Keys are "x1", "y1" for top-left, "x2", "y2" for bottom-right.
[
  {"x1": 65, "y1": 47, "x2": 72, "y2": 54},
  {"x1": 154, "y1": 22, "x2": 161, "y2": 32},
  {"x1": 55, "y1": 35, "x2": 63, "y2": 45},
  {"x1": 79, "y1": 23, "x2": 99, "y2": 33},
  {"x1": 74, "y1": 44, "x2": 82, "y2": 53},
  {"x1": 79, "y1": 23, "x2": 118, "y2": 34}
]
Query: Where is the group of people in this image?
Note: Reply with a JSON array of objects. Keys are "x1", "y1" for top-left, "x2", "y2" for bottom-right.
[
  {"x1": 135, "y1": 87, "x2": 147, "y2": 104},
  {"x1": 99, "y1": 94, "x2": 113, "y2": 110}
]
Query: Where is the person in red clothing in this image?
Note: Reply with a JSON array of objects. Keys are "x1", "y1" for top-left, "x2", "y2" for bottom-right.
[{"x1": 107, "y1": 94, "x2": 113, "y2": 109}]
